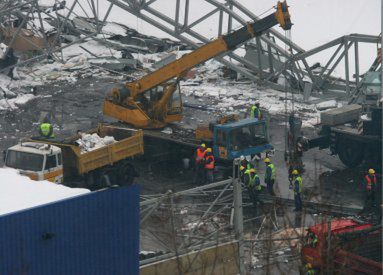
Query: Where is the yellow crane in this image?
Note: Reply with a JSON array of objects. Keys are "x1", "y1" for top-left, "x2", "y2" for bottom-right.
[{"x1": 103, "y1": 1, "x2": 292, "y2": 129}]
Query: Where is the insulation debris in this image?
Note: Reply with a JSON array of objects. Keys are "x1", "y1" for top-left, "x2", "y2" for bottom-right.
[{"x1": 76, "y1": 133, "x2": 116, "y2": 153}]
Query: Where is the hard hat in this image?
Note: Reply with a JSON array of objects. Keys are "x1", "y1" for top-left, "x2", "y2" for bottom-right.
[
  {"x1": 240, "y1": 166, "x2": 245, "y2": 171},
  {"x1": 305, "y1": 263, "x2": 312, "y2": 269},
  {"x1": 264, "y1": 158, "x2": 270, "y2": 163},
  {"x1": 369, "y1": 168, "x2": 375, "y2": 174},
  {"x1": 201, "y1": 143, "x2": 206, "y2": 148},
  {"x1": 240, "y1": 155, "x2": 245, "y2": 161},
  {"x1": 292, "y1": 169, "x2": 299, "y2": 175},
  {"x1": 206, "y1": 148, "x2": 212, "y2": 153},
  {"x1": 250, "y1": 168, "x2": 256, "y2": 173}
]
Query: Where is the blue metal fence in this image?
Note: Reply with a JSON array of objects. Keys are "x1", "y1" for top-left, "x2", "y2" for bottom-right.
[{"x1": 0, "y1": 186, "x2": 140, "y2": 275}]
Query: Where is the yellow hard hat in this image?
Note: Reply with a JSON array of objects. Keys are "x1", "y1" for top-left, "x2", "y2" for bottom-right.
[
  {"x1": 201, "y1": 143, "x2": 206, "y2": 148},
  {"x1": 292, "y1": 169, "x2": 299, "y2": 175},
  {"x1": 369, "y1": 168, "x2": 375, "y2": 174},
  {"x1": 206, "y1": 148, "x2": 212, "y2": 153},
  {"x1": 240, "y1": 166, "x2": 245, "y2": 171},
  {"x1": 250, "y1": 168, "x2": 256, "y2": 173},
  {"x1": 264, "y1": 158, "x2": 270, "y2": 163}
]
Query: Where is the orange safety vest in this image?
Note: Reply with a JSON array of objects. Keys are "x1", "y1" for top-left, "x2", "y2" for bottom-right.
[
  {"x1": 365, "y1": 174, "x2": 377, "y2": 190},
  {"x1": 196, "y1": 148, "x2": 206, "y2": 163},
  {"x1": 205, "y1": 155, "x2": 215, "y2": 170}
]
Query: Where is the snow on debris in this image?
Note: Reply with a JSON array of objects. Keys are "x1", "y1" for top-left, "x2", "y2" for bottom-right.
[
  {"x1": 0, "y1": 168, "x2": 89, "y2": 216},
  {"x1": 101, "y1": 22, "x2": 128, "y2": 37},
  {"x1": 0, "y1": 94, "x2": 36, "y2": 111}
]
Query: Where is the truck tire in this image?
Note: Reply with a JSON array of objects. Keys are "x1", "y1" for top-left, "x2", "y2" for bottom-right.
[
  {"x1": 99, "y1": 168, "x2": 114, "y2": 187},
  {"x1": 337, "y1": 138, "x2": 364, "y2": 168},
  {"x1": 117, "y1": 162, "x2": 138, "y2": 186}
]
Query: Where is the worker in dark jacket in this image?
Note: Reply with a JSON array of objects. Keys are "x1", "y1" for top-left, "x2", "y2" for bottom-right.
[
  {"x1": 194, "y1": 143, "x2": 206, "y2": 184},
  {"x1": 264, "y1": 158, "x2": 275, "y2": 195},
  {"x1": 204, "y1": 148, "x2": 215, "y2": 183},
  {"x1": 39, "y1": 118, "x2": 55, "y2": 138},
  {"x1": 244, "y1": 168, "x2": 261, "y2": 209},
  {"x1": 292, "y1": 169, "x2": 302, "y2": 211},
  {"x1": 364, "y1": 168, "x2": 377, "y2": 208}
]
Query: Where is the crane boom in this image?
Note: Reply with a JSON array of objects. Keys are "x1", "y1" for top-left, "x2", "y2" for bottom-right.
[{"x1": 104, "y1": 1, "x2": 292, "y2": 128}]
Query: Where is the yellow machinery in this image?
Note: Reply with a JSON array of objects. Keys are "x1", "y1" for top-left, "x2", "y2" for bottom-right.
[
  {"x1": 103, "y1": 1, "x2": 292, "y2": 129},
  {"x1": 195, "y1": 114, "x2": 240, "y2": 140}
]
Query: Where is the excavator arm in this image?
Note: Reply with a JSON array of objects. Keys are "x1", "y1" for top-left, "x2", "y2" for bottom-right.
[{"x1": 104, "y1": 1, "x2": 292, "y2": 128}]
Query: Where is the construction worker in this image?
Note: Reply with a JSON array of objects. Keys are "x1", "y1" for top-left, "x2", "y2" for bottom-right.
[
  {"x1": 249, "y1": 101, "x2": 262, "y2": 119},
  {"x1": 39, "y1": 117, "x2": 55, "y2": 138},
  {"x1": 204, "y1": 148, "x2": 215, "y2": 183},
  {"x1": 264, "y1": 158, "x2": 275, "y2": 196},
  {"x1": 292, "y1": 169, "x2": 302, "y2": 211},
  {"x1": 364, "y1": 168, "x2": 377, "y2": 208},
  {"x1": 308, "y1": 232, "x2": 318, "y2": 248},
  {"x1": 244, "y1": 168, "x2": 261, "y2": 208},
  {"x1": 194, "y1": 143, "x2": 207, "y2": 184},
  {"x1": 240, "y1": 155, "x2": 252, "y2": 170},
  {"x1": 304, "y1": 263, "x2": 315, "y2": 275}
]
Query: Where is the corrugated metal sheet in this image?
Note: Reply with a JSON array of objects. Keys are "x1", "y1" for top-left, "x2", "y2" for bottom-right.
[{"x1": 0, "y1": 186, "x2": 140, "y2": 275}]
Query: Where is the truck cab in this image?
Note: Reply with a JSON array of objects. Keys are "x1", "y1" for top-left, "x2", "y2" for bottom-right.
[
  {"x1": 4, "y1": 142, "x2": 63, "y2": 183},
  {"x1": 213, "y1": 118, "x2": 273, "y2": 161}
]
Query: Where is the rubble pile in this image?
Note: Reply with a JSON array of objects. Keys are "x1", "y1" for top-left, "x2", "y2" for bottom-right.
[{"x1": 76, "y1": 133, "x2": 116, "y2": 153}]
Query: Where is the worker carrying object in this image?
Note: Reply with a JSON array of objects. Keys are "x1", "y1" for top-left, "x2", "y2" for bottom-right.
[
  {"x1": 244, "y1": 168, "x2": 261, "y2": 209},
  {"x1": 194, "y1": 143, "x2": 207, "y2": 185},
  {"x1": 39, "y1": 117, "x2": 55, "y2": 138},
  {"x1": 264, "y1": 158, "x2": 275, "y2": 196},
  {"x1": 249, "y1": 102, "x2": 262, "y2": 120},
  {"x1": 204, "y1": 148, "x2": 215, "y2": 183},
  {"x1": 364, "y1": 168, "x2": 377, "y2": 208},
  {"x1": 292, "y1": 169, "x2": 302, "y2": 211}
]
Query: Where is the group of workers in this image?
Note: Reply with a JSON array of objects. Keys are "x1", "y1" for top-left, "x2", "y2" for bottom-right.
[
  {"x1": 194, "y1": 143, "x2": 215, "y2": 185},
  {"x1": 239, "y1": 156, "x2": 304, "y2": 211}
]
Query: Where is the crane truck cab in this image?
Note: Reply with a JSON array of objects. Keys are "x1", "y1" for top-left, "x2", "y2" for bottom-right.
[
  {"x1": 4, "y1": 142, "x2": 63, "y2": 183},
  {"x1": 213, "y1": 118, "x2": 273, "y2": 161},
  {"x1": 301, "y1": 218, "x2": 382, "y2": 274}
]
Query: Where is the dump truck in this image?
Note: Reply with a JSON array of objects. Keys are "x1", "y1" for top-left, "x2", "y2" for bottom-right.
[
  {"x1": 301, "y1": 218, "x2": 382, "y2": 274},
  {"x1": 4, "y1": 125, "x2": 144, "y2": 188}
]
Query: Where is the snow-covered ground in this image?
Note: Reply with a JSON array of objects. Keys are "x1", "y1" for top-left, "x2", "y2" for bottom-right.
[{"x1": 0, "y1": 168, "x2": 89, "y2": 216}]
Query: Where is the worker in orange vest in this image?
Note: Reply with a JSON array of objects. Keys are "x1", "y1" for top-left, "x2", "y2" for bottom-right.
[
  {"x1": 194, "y1": 143, "x2": 207, "y2": 184},
  {"x1": 204, "y1": 148, "x2": 215, "y2": 183},
  {"x1": 364, "y1": 168, "x2": 377, "y2": 208}
]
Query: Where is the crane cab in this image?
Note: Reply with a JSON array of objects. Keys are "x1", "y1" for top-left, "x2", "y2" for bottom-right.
[{"x1": 4, "y1": 142, "x2": 63, "y2": 183}]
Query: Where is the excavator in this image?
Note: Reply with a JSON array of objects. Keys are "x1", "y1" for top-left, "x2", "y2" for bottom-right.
[{"x1": 103, "y1": 1, "x2": 292, "y2": 129}]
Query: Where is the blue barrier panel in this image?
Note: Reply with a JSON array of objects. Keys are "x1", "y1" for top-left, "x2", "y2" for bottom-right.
[{"x1": 0, "y1": 186, "x2": 139, "y2": 275}]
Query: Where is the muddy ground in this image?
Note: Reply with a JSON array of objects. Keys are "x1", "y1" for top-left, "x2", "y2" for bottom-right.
[
  {"x1": 0, "y1": 77, "x2": 379, "y2": 274},
  {"x1": 0, "y1": 77, "x2": 370, "y2": 207}
]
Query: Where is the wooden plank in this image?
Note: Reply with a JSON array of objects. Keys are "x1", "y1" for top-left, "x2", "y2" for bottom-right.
[{"x1": 140, "y1": 241, "x2": 239, "y2": 275}]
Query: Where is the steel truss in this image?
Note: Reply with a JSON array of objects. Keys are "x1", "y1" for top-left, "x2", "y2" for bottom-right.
[
  {"x1": 106, "y1": 0, "x2": 380, "y2": 101},
  {"x1": 0, "y1": 0, "x2": 113, "y2": 72}
]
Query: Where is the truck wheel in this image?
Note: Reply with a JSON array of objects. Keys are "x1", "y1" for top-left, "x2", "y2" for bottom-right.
[
  {"x1": 118, "y1": 162, "x2": 138, "y2": 186},
  {"x1": 99, "y1": 168, "x2": 114, "y2": 187},
  {"x1": 337, "y1": 139, "x2": 364, "y2": 168}
]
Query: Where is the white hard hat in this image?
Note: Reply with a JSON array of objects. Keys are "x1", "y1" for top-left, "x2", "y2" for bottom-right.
[{"x1": 240, "y1": 155, "x2": 245, "y2": 161}]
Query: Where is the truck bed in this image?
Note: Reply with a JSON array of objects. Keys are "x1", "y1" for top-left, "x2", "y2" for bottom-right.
[{"x1": 33, "y1": 125, "x2": 144, "y2": 176}]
